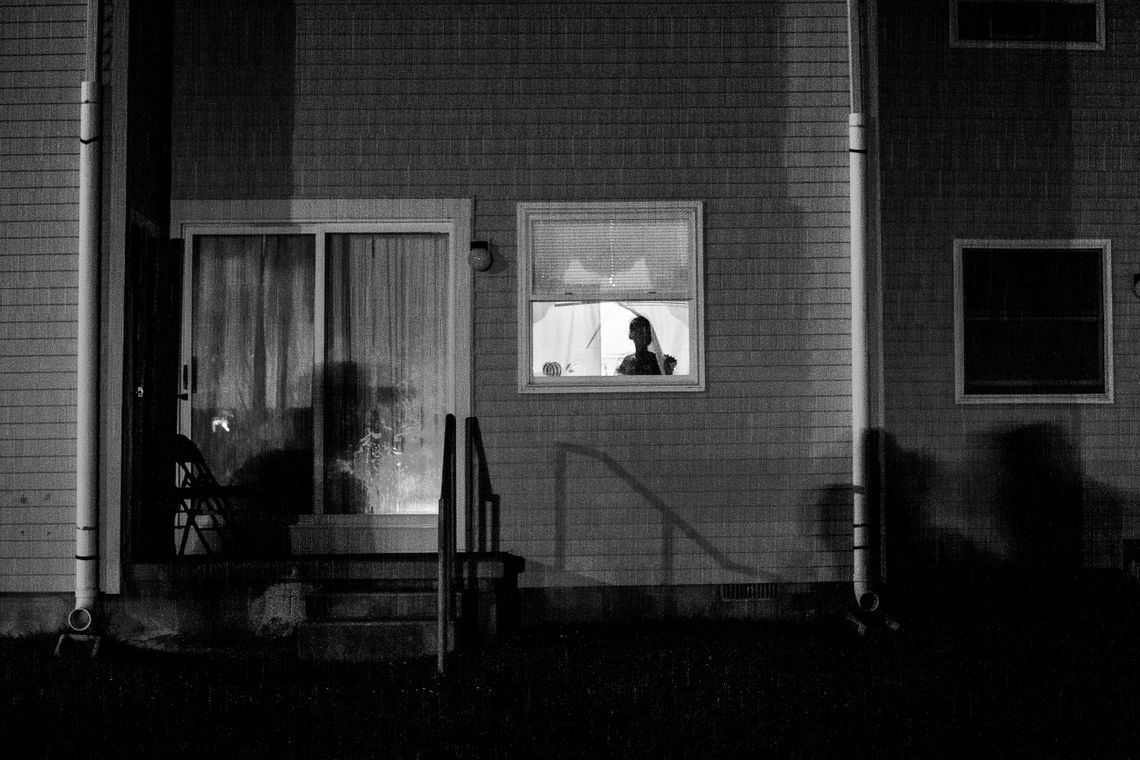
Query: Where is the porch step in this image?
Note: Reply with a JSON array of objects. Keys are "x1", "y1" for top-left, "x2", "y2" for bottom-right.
[
  {"x1": 290, "y1": 553, "x2": 525, "y2": 662},
  {"x1": 297, "y1": 619, "x2": 454, "y2": 663},
  {"x1": 306, "y1": 590, "x2": 442, "y2": 621}
]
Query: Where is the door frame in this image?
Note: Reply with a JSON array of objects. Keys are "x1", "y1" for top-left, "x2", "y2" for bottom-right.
[{"x1": 170, "y1": 199, "x2": 473, "y2": 552}]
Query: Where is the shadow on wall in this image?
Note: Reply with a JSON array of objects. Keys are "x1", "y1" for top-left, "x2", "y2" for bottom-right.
[
  {"x1": 553, "y1": 443, "x2": 780, "y2": 615},
  {"x1": 880, "y1": 423, "x2": 1127, "y2": 612}
]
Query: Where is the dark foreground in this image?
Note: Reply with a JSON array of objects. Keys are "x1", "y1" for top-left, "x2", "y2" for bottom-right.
[{"x1": 2, "y1": 591, "x2": 1139, "y2": 759}]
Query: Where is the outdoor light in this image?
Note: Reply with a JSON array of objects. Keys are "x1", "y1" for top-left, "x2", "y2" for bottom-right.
[{"x1": 469, "y1": 241, "x2": 492, "y2": 272}]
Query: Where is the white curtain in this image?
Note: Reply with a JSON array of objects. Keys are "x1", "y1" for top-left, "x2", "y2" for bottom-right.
[
  {"x1": 531, "y1": 301, "x2": 603, "y2": 376},
  {"x1": 324, "y1": 233, "x2": 449, "y2": 514},
  {"x1": 191, "y1": 235, "x2": 315, "y2": 492},
  {"x1": 531, "y1": 300, "x2": 689, "y2": 376}
]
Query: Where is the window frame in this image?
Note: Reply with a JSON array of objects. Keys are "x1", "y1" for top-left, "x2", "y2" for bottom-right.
[
  {"x1": 170, "y1": 199, "x2": 473, "y2": 522},
  {"x1": 953, "y1": 238, "x2": 1113, "y2": 405},
  {"x1": 516, "y1": 200, "x2": 705, "y2": 394},
  {"x1": 949, "y1": 0, "x2": 1105, "y2": 50}
]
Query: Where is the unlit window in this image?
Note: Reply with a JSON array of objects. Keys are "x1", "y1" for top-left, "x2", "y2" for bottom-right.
[
  {"x1": 952, "y1": 0, "x2": 1103, "y2": 49},
  {"x1": 517, "y1": 202, "x2": 704, "y2": 393},
  {"x1": 954, "y1": 241, "x2": 1112, "y2": 403}
]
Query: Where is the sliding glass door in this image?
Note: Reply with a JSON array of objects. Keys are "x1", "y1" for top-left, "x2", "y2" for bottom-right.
[{"x1": 181, "y1": 228, "x2": 454, "y2": 551}]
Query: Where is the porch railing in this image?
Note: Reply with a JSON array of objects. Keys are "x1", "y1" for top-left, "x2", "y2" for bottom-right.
[
  {"x1": 464, "y1": 416, "x2": 500, "y2": 555},
  {"x1": 437, "y1": 414, "x2": 500, "y2": 675},
  {"x1": 436, "y1": 414, "x2": 456, "y2": 675}
]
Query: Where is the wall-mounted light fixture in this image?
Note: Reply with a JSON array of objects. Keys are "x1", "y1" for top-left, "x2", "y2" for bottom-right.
[{"x1": 469, "y1": 240, "x2": 492, "y2": 272}]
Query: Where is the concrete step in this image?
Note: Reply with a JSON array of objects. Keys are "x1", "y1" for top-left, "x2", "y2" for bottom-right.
[
  {"x1": 299, "y1": 554, "x2": 439, "y2": 582},
  {"x1": 297, "y1": 619, "x2": 454, "y2": 662},
  {"x1": 306, "y1": 590, "x2": 445, "y2": 621}
]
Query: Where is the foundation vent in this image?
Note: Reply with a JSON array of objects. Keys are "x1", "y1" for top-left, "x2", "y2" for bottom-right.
[{"x1": 719, "y1": 582, "x2": 778, "y2": 602}]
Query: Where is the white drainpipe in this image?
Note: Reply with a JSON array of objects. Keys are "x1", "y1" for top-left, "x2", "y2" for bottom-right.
[
  {"x1": 72, "y1": 0, "x2": 102, "y2": 633},
  {"x1": 849, "y1": 0, "x2": 880, "y2": 613},
  {"x1": 849, "y1": 113, "x2": 878, "y2": 613}
]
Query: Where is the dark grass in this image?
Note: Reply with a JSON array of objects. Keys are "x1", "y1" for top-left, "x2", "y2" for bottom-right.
[{"x1": 2, "y1": 595, "x2": 1140, "y2": 759}]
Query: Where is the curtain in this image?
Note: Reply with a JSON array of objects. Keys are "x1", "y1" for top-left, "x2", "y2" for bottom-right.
[
  {"x1": 530, "y1": 300, "x2": 689, "y2": 376},
  {"x1": 323, "y1": 233, "x2": 449, "y2": 515},
  {"x1": 191, "y1": 235, "x2": 315, "y2": 502},
  {"x1": 531, "y1": 302, "x2": 603, "y2": 376}
]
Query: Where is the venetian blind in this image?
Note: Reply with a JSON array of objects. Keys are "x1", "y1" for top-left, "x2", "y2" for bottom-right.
[{"x1": 530, "y1": 216, "x2": 691, "y2": 297}]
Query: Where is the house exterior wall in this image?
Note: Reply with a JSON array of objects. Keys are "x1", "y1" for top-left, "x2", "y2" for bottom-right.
[
  {"x1": 0, "y1": 1, "x2": 89, "y2": 593},
  {"x1": 878, "y1": 0, "x2": 1139, "y2": 582},
  {"x1": 170, "y1": 0, "x2": 856, "y2": 595}
]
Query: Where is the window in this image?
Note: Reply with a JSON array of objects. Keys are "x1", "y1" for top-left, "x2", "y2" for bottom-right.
[
  {"x1": 954, "y1": 240, "x2": 1113, "y2": 403},
  {"x1": 951, "y1": 0, "x2": 1104, "y2": 49},
  {"x1": 517, "y1": 201, "x2": 704, "y2": 393}
]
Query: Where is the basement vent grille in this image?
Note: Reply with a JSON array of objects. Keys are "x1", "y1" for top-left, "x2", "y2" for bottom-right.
[{"x1": 719, "y1": 583, "x2": 778, "y2": 602}]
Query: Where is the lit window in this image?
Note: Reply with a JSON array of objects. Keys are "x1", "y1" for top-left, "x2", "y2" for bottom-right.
[
  {"x1": 954, "y1": 240, "x2": 1113, "y2": 403},
  {"x1": 517, "y1": 202, "x2": 704, "y2": 393},
  {"x1": 951, "y1": 0, "x2": 1104, "y2": 49}
]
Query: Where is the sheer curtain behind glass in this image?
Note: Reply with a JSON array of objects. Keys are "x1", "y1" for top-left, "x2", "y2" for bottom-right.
[
  {"x1": 324, "y1": 233, "x2": 449, "y2": 514},
  {"x1": 191, "y1": 235, "x2": 315, "y2": 510}
]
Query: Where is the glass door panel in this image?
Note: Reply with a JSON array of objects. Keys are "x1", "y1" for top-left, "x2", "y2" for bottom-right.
[
  {"x1": 322, "y1": 233, "x2": 450, "y2": 515},
  {"x1": 190, "y1": 234, "x2": 316, "y2": 513}
]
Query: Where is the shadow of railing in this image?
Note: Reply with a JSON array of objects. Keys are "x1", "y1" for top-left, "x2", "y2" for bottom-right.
[{"x1": 554, "y1": 443, "x2": 767, "y2": 588}]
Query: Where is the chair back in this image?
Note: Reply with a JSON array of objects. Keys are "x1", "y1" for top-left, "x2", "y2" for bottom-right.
[{"x1": 172, "y1": 433, "x2": 222, "y2": 489}]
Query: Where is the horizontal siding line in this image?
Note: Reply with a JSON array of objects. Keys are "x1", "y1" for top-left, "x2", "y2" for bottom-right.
[
  {"x1": 0, "y1": 320, "x2": 77, "y2": 325},
  {"x1": 279, "y1": 40, "x2": 846, "y2": 50},
  {"x1": 283, "y1": 64, "x2": 849, "y2": 74},
  {"x1": 280, "y1": 79, "x2": 850, "y2": 90},
  {"x1": 284, "y1": 72, "x2": 849, "y2": 84},
  {"x1": 0, "y1": 286, "x2": 77, "y2": 292},
  {"x1": 0, "y1": 239, "x2": 77, "y2": 245},
  {"x1": 287, "y1": 9, "x2": 844, "y2": 18},
  {"x1": 0, "y1": 35, "x2": 83, "y2": 42},
  {"x1": 0, "y1": 201, "x2": 79, "y2": 207},
  {"x1": 212, "y1": 113, "x2": 848, "y2": 124}
]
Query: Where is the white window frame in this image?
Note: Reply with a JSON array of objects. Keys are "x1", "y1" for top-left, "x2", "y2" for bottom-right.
[
  {"x1": 170, "y1": 199, "x2": 473, "y2": 522},
  {"x1": 953, "y1": 238, "x2": 1113, "y2": 405},
  {"x1": 950, "y1": 0, "x2": 1105, "y2": 50},
  {"x1": 517, "y1": 201, "x2": 705, "y2": 394}
]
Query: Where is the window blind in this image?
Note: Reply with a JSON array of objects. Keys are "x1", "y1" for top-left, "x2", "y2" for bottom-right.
[{"x1": 530, "y1": 217, "x2": 691, "y2": 297}]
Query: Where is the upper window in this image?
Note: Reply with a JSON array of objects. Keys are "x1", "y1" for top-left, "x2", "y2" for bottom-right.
[
  {"x1": 954, "y1": 240, "x2": 1113, "y2": 404},
  {"x1": 517, "y1": 201, "x2": 704, "y2": 393},
  {"x1": 951, "y1": 0, "x2": 1104, "y2": 49}
]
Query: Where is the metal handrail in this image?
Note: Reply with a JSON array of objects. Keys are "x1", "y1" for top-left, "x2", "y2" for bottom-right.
[
  {"x1": 464, "y1": 416, "x2": 500, "y2": 556},
  {"x1": 438, "y1": 415, "x2": 499, "y2": 674},
  {"x1": 436, "y1": 414, "x2": 456, "y2": 675}
]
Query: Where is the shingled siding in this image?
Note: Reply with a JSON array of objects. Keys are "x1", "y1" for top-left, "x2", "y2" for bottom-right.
[
  {"x1": 172, "y1": 0, "x2": 854, "y2": 590},
  {"x1": 878, "y1": 0, "x2": 1140, "y2": 577},
  {"x1": 0, "y1": 1, "x2": 87, "y2": 592}
]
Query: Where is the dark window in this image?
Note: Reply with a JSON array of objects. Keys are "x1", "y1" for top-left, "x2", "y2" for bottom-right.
[
  {"x1": 957, "y1": 1, "x2": 1099, "y2": 44},
  {"x1": 961, "y1": 247, "x2": 1106, "y2": 396}
]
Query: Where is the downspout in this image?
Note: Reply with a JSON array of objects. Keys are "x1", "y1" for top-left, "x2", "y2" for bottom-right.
[
  {"x1": 71, "y1": 0, "x2": 102, "y2": 633},
  {"x1": 848, "y1": 0, "x2": 880, "y2": 613}
]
